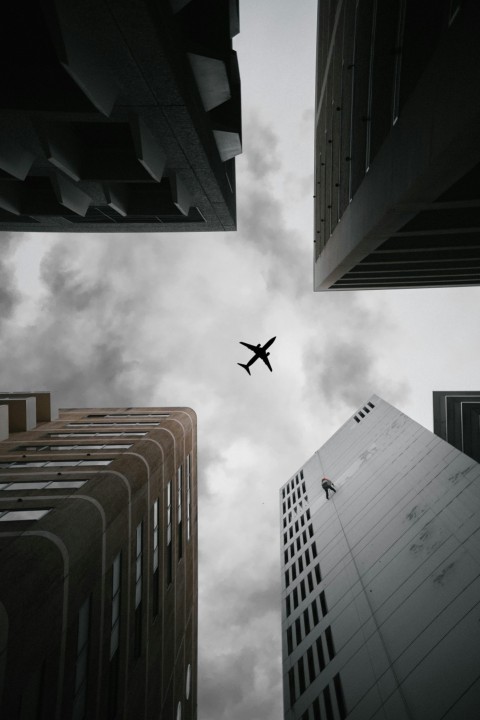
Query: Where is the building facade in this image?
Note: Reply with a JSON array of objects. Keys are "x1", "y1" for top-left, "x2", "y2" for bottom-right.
[
  {"x1": 280, "y1": 395, "x2": 480, "y2": 719},
  {"x1": 0, "y1": 392, "x2": 197, "y2": 720},
  {"x1": 314, "y1": 1, "x2": 480, "y2": 290},
  {"x1": 433, "y1": 390, "x2": 480, "y2": 464},
  {"x1": 0, "y1": 0, "x2": 241, "y2": 232}
]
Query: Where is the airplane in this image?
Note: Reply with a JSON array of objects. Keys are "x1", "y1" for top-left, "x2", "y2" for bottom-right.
[{"x1": 237, "y1": 336, "x2": 276, "y2": 375}]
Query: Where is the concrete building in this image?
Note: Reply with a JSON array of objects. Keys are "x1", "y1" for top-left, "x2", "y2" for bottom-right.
[
  {"x1": 0, "y1": 392, "x2": 197, "y2": 720},
  {"x1": 0, "y1": 0, "x2": 241, "y2": 232},
  {"x1": 314, "y1": 1, "x2": 480, "y2": 290},
  {"x1": 433, "y1": 390, "x2": 480, "y2": 464},
  {"x1": 280, "y1": 395, "x2": 480, "y2": 719}
]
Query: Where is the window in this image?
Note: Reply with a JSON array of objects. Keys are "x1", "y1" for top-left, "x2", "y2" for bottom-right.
[
  {"x1": 110, "y1": 554, "x2": 121, "y2": 659},
  {"x1": 50, "y1": 432, "x2": 146, "y2": 438},
  {"x1": 288, "y1": 668, "x2": 296, "y2": 706},
  {"x1": 298, "y1": 656, "x2": 306, "y2": 695},
  {"x1": 153, "y1": 500, "x2": 159, "y2": 618},
  {"x1": 303, "y1": 608, "x2": 311, "y2": 635},
  {"x1": 177, "y1": 466, "x2": 183, "y2": 561},
  {"x1": 295, "y1": 617, "x2": 302, "y2": 646},
  {"x1": 0, "y1": 509, "x2": 51, "y2": 522},
  {"x1": 186, "y1": 454, "x2": 191, "y2": 542},
  {"x1": 324, "y1": 685, "x2": 334, "y2": 720},
  {"x1": 167, "y1": 481, "x2": 173, "y2": 585},
  {"x1": 320, "y1": 591, "x2": 328, "y2": 617},
  {"x1": 134, "y1": 523, "x2": 143, "y2": 658},
  {"x1": 287, "y1": 626, "x2": 293, "y2": 655},
  {"x1": 316, "y1": 636, "x2": 325, "y2": 671},
  {"x1": 325, "y1": 626, "x2": 335, "y2": 660},
  {"x1": 87, "y1": 413, "x2": 169, "y2": 418},
  {"x1": 307, "y1": 646, "x2": 315, "y2": 685},
  {"x1": 333, "y1": 674, "x2": 347, "y2": 720},
  {"x1": 286, "y1": 595, "x2": 291, "y2": 617},
  {"x1": 73, "y1": 597, "x2": 90, "y2": 720},
  {"x1": 16, "y1": 443, "x2": 131, "y2": 452},
  {"x1": 67, "y1": 422, "x2": 160, "y2": 427},
  {"x1": 0, "y1": 459, "x2": 112, "y2": 468},
  {"x1": 312, "y1": 698, "x2": 321, "y2": 720},
  {"x1": 109, "y1": 557, "x2": 122, "y2": 719},
  {"x1": 2, "y1": 480, "x2": 86, "y2": 491}
]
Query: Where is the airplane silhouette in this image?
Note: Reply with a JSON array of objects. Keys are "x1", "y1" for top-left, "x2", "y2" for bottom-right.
[{"x1": 237, "y1": 337, "x2": 276, "y2": 375}]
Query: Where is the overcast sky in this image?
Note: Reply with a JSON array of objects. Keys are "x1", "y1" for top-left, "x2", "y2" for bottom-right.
[{"x1": 1, "y1": 2, "x2": 480, "y2": 719}]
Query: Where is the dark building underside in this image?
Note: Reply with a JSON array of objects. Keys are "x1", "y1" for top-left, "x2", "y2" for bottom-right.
[
  {"x1": 433, "y1": 391, "x2": 480, "y2": 464},
  {"x1": 0, "y1": 0, "x2": 241, "y2": 233},
  {"x1": 314, "y1": 0, "x2": 480, "y2": 290}
]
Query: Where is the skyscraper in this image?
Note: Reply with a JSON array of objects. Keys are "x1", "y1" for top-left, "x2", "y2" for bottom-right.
[
  {"x1": 314, "y1": 1, "x2": 480, "y2": 290},
  {"x1": 433, "y1": 390, "x2": 480, "y2": 464},
  {"x1": 0, "y1": 0, "x2": 241, "y2": 233},
  {"x1": 0, "y1": 392, "x2": 197, "y2": 720},
  {"x1": 280, "y1": 395, "x2": 480, "y2": 719}
]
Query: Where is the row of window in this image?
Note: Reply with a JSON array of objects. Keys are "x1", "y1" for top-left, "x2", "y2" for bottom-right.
[
  {"x1": 288, "y1": 628, "x2": 336, "y2": 705},
  {"x1": 67, "y1": 422, "x2": 160, "y2": 427},
  {"x1": 282, "y1": 481, "x2": 307, "y2": 515},
  {"x1": 283, "y1": 507, "x2": 311, "y2": 533},
  {"x1": 86, "y1": 413, "x2": 169, "y2": 418},
  {"x1": 282, "y1": 469, "x2": 304, "y2": 498},
  {"x1": 50, "y1": 432, "x2": 146, "y2": 438},
  {"x1": 0, "y1": 459, "x2": 112, "y2": 468},
  {"x1": 286, "y1": 564, "x2": 322, "y2": 617},
  {"x1": 353, "y1": 401, "x2": 375, "y2": 424},
  {"x1": 298, "y1": 674, "x2": 347, "y2": 720},
  {"x1": 284, "y1": 523, "x2": 314, "y2": 561},
  {"x1": 77, "y1": 457, "x2": 192, "y2": 717},
  {"x1": 286, "y1": 590, "x2": 328, "y2": 655},
  {"x1": 0, "y1": 479, "x2": 86, "y2": 491},
  {"x1": 285, "y1": 541, "x2": 318, "y2": 588},
  {"x1": 284, "y1": 497, "x2": 309, "y2": 528},
  {"x1": 15, "y1": 443, "x2": 132, "y2": 452}
]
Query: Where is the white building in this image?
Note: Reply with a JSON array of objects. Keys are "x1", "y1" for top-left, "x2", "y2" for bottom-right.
[{"x1": 280, "y1": 395, "x2": 480, "y2": 720}]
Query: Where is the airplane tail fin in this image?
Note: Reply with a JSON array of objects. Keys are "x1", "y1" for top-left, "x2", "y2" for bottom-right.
[{"x1": 237, "y1": 363, "x2": 251, "y2": 375}]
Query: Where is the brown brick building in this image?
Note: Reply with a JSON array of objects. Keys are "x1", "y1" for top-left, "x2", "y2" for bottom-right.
[{"x1": 0, "y1": 393, "x2": 197, "y2": 720}]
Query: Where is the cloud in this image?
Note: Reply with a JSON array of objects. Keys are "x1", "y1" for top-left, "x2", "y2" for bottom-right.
[
  {"x1": 301, "y1": 293, "x2": 411, "y2": 420},
  {"x1": 0, "y1": 233, "x2": 23, "y2": 323},
  {"x1": 235, "y1": 121, "x2": 311, "y2": 298},
  {"x1": 242, "y1": 116, "x2": 282, "y2": 181}
]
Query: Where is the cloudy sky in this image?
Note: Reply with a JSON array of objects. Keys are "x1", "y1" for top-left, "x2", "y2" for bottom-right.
[{"x1": 1, "y1": 2, "x2": 480, "y2": 718}]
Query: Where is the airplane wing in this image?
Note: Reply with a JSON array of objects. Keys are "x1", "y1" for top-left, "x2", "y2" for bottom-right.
[
  {"x1": 262, "y1": 355, "x2": 273, "y2": 372},
  {"x1": 239, "y1": 341, "x2": 259, "y2": 353}
]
